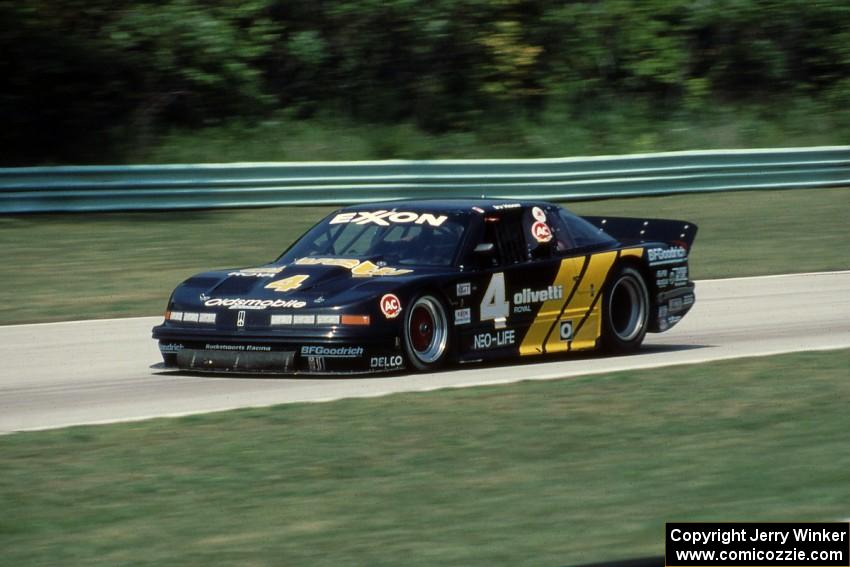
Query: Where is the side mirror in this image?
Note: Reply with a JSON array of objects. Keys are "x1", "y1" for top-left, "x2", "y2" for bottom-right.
[{"x1": 473, "y1": 242, "x2": 495, "y2": 254}]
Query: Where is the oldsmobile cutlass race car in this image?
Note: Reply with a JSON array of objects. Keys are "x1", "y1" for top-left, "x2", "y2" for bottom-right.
[{"x1": 152, "y1": 199, "x2": 696, "y2": 374}]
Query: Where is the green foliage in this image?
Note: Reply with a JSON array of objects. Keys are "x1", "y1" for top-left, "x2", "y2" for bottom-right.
[
  {"x1": 0, "y1": 0, "x2": 278, "y2": 163},
  {"x1": 2, "y1": 0, "x2": 850, "y2": 164},
  {"x1": 102, "y1": 1, "x2": 276, "y2": 106}
]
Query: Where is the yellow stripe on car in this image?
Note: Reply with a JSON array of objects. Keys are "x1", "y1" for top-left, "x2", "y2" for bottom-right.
[
  {"x1": 519, "y1": 256, "x2": 584, "y2": 355},
  {"x1": 620, "y1": 247, "x2": 644, "y2": 260},
  {"x1": 546, "y1": 250, "x2": 618, "y2": 353}
]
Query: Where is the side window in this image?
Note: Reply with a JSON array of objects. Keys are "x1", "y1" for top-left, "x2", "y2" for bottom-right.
[
  {"x1": 522, "y1": 206, "x2": 557, "y2": 260},
  {"x1": 489, "y1": 213, "x2": 527, "y2": 265},
  {"x1": 469, "y1": 213, "x2": 527, "y2": 268},
  {"x1": 547, "y1": 210, "x2": 574, "y2": 254},
  {"x1": 467, "y1": 208, "x2": 566, "y2": 267}
]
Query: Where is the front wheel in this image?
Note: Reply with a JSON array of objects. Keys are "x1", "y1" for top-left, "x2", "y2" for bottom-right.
[
  {"x1": 403, "y1": 294, "x2": 450, "y2": 371},
  {"x1": 600, "y1": 266, "x2": 649, "y2": 353}
]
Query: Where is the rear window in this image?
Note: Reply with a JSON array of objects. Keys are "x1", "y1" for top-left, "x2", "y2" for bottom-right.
[{"x1": 559, "y1": 210, "x2": 617, "y2": 249}]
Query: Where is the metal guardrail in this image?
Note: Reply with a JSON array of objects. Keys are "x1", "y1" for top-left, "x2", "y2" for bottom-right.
[{"x1": 1, "y1": 147, "x2": 848, "y2": 213}]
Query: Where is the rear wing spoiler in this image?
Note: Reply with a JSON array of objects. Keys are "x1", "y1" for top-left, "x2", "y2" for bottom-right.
[{"x1": 582, "y1": 216, "x2": 698, "y2": 249}]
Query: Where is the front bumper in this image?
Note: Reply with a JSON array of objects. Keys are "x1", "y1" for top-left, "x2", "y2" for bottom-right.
[{"x1": 152, "y1": 324, "x2": 405, "y2": 375}]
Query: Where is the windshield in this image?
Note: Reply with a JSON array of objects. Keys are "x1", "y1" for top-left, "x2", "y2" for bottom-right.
[{"x1": 278, "y1": 209, "x2": 469, "y2": 267}]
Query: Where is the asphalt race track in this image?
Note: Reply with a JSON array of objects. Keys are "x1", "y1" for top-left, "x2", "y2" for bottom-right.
[{"x1": 1, "y1": 271, "x2": 849, "y2": 434}]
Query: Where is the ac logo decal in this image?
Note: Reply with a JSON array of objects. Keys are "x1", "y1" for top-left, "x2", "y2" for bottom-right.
[{"x1": 380, "y1": 294, "x2": 402, "y2": 318}]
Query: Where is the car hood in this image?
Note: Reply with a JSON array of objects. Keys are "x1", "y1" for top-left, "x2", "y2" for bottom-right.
[{"x1": 173, "y1": 260, "x2": 450, "y2": 308}]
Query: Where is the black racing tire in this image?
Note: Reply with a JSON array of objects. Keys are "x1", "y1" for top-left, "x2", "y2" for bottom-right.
[
  {"x1": 402, "y1": 294, "x2": 451, "y2": 371},
  {"x1": 600, "y1": 265, "x2": 650, "y2": 353}
]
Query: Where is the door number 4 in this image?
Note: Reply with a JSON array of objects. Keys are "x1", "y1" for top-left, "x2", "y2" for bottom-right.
[{"x1": 480, "y1": 272, "x2": 509, "y2": 327}]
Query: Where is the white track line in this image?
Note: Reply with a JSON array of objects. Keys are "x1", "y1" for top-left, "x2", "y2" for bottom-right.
[
  {"x1": 699, "y1": 269, "x2": 850, "y2": 283},
  {"x1": 1, "y1": 315, "x2": 158, "y2": 329}
]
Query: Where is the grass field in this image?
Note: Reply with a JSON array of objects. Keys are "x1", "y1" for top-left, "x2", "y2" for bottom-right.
[
  {"x1": 1, "y1": 349, "x2": 848, "y2": 566},
  {"x1": 1, "y1": 186, "x2": 848, "y2": 325}
]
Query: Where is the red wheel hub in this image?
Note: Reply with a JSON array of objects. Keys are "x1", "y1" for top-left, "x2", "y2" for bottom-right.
[{"x1": 410, "y1": 305, "x2": 434, "y2": 352}]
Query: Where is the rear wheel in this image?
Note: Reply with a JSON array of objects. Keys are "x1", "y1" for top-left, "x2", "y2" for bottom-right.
[
  {"x1": 600, "y1": 265, "x2": 649, "y2": 353},
  {"x1": 403, "y1": 294, "x2": 450, "y2": 371}
]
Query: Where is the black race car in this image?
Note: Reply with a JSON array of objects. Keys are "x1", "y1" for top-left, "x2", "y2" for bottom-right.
[{"x1": 152, "y1": 199, "x2": 696, "y2": 374}]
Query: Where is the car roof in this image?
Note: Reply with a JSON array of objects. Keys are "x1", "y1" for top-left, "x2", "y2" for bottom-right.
[{"x1": 341, "y1": 198, "x2": 556, "y2": 215}]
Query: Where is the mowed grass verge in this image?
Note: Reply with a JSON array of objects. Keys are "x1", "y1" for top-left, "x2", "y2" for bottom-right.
[
  {"x1": 1, "y1": 349, "x2": 849, "y2": 566},
  {"x1": 1, "y1": 187, "x2": 848, "y2": 324}
]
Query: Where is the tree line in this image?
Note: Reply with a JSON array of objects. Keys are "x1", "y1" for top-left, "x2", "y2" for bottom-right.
[{"x1": 2, "y1": 0, "x2": 849, "y2": 164}]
